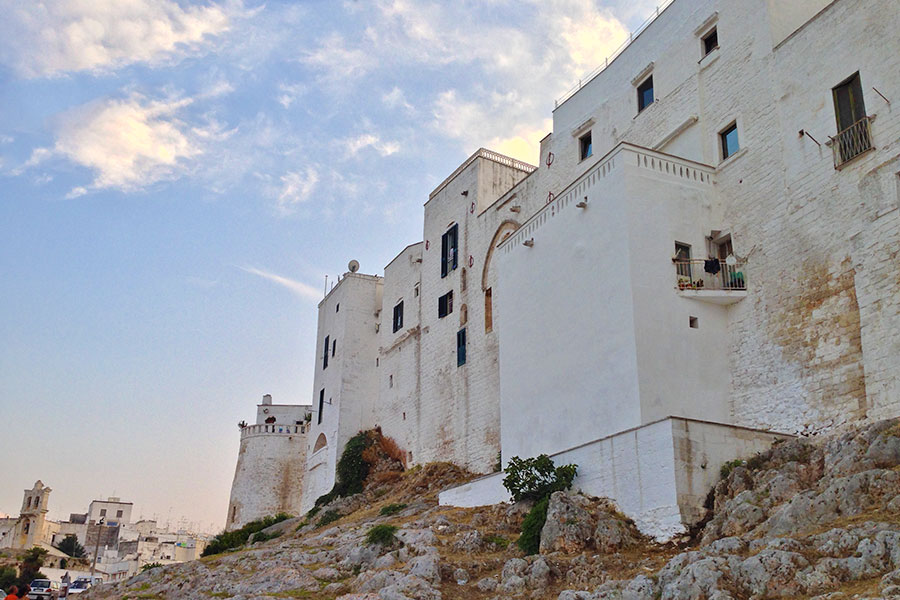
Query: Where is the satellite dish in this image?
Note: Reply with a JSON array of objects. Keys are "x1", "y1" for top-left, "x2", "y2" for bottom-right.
[{"x1": 348, "y1": 260, "x2": 360, "y2": 273}]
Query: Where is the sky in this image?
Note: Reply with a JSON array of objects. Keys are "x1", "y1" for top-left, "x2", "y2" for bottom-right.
[{"x1": 0, "y1": 0, "x2": 657, "y2": 533}]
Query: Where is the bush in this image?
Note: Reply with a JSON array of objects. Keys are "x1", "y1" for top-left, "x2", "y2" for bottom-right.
[
  {"x1": 516, "y1": 497, "x2": 549, "y2": 555},
  {"x1": 251, "y1": 529, "x2": 282, "y2": 544},
  {"x1": 0, "y1": 566, "x2": 17, "y2": 591},
  {"x1": 379, "y1": 503, "x2": 407, "y2": 516},
  {"x1": 484, "y1": 534, "x2": 509, "y2": 549},
  {"x1": 306, "y1": 506, "x2": 321, "y2": 519},
  {"x1": 201, "y1": 513, "x2": 292, "y2": 556},
  {"x1": 316, "y1": 510, "x2": 341, "y2": 528},
  {"x1": 315, "y1": 431, "x2": 373, "y2": 507},
  {"x1": 365, "y1": 524, "x2": 398, "y2": 547},
  {"x1": 719, "y1": 459, "x2": 744, "y2": 479},
  {"x1": 141, "y1": 562, "x2": 163, "y2": 572},
  {"x1": 502, "y1": 454, "x2": 577, "y2": 503}
]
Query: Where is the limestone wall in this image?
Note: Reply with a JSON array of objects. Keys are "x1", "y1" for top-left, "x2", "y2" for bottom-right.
[{"x1": 226, "y1": 426, "x2": 307, "y2": 530}]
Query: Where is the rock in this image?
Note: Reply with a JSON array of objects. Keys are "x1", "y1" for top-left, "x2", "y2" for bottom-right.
[
  {"x1": 558, "y1": 592, "x2": 595, "y2": 600},
  {"x1": 311, "y1": 566, "x2": 341, "y2": 581},
  {"x1": 528, "y1": 557, "x2": 551, "y2": 588},
  {"x1": 395, "y1": 528, "x2": 439, "y2": 555},
  {"x1": 452, "y1": 530, "x2": 484, "y2": 553},
  {"x1": 343, "y1": 545, "x2": 379, "y2": 568},
  {"x1": 408, "y1": 554, "x2": 441, "y2": 584},
  {"x1": 501, "y1": 574, "x2": 527, "y2": 593},
  {"x1": 701, "y1": 490, "x2": 767, "y2": 545},
  {"x1": 735, "y1": 548, "x2": 809, "y2": 598},
  {"x1": 660, "y1": 556, "x2": 735, "y2": 600},
  {"x1": 324, "y1": 582, "x2": 348, "y2": 595},
  {"x1": 888, "y1": 495, "x2": 900, "y2": 513},
  {"x1": 476, "y1": 576, "x2": 498, "y2": 592},
  {"x1": 379, "y1": 575, "x2": 440, "y2": 600},
  {"x1": 358, "y1": 570, "x2": 404, "y2": 593},
  {"x1": 502, "y1": 557, "x2": 529, "y2": 580},
  {"x1": 594, "y1": 513, "x2": 641, "y2": 553},
  {"x1": 375, "y1": 553, "x2": 397, "y2": 569},
  {"x1": 622, "y1": 574, "x2": 657, "y2": 599},
  {"x1": 453, "y1": 568, "x2": 469, "y2": 585},
  {"x1": 540, "y1": 492, "x2": 595, "y2": 554}
]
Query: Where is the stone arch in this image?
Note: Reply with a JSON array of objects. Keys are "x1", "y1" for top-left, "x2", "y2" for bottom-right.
[
  {"x1": 313, "y1": 432, "x2": 327, "y2": 452},
  {"x1": 481, "y1": 219, "x2": 521, "y2": 291}
]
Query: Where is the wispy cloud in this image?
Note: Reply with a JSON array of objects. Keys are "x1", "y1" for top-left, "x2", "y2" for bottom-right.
[
  {"x1": 277, "y1": 82, "x2": 306, "y2": 108},
  {"x1": 343, "y1": 133, "x2": 400, "y2": 158},
  {"x1": 0, "y1": 0, "x2": 239, "y2": 78},
  {"x1": 275, "y1": 167, "x2": 319, "y2": 215},
  {"x1": 239, "y1": 265, "x2": 322, "y2": 302}
]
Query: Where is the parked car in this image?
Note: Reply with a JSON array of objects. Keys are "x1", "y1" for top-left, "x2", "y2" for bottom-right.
[
  {"x1": 65, "y1": 579, "x2": 93, "y2": 595},
  {"x1": 28, "y1": 579, "x2": 60, "y2": 600}
]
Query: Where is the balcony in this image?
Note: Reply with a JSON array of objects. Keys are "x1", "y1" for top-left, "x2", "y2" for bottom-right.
[
  {"x1": 674, "y1": 258, "x2": 746, "y2": 305},
  {"x1": 832, "y1": 116, "x2": 873, "y2": 168}
]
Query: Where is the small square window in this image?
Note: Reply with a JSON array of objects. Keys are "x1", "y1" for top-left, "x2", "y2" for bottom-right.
[
  {"x1": 720, "y1": 123, "x2": 739, "y2": 160},
  {"x1": 689, "y1": 316, "x2": 699, "y2": 329},
  {"x1": 579, "y1": 131, "x2": 592, "y2": 160},
  {"x1": 116, "y1": 510, "x2": 123, "y2": 518},
  {"x1": 702, "y1": 28, "x2": 718, "y2": 56},
  {"x1": 637, "y1": 76, "x2": 654, "y2": 112}
]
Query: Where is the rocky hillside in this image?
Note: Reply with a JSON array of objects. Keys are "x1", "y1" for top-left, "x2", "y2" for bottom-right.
[{"x1": 86, "y1": 418, "x2": 900, "y2": 600}]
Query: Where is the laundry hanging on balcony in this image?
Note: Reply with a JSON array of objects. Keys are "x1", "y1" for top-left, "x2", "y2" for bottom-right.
[{"x1": 704, "y1": 259, "x2": 721, "y2": 274}]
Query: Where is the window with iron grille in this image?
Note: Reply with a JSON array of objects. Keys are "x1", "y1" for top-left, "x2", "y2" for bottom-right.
[
  {"x1": 832, "y1": 73, "x2": 871, "y2": 166},
  {"x1": 441, "y1": 224, "x2": 458, "y2": 277}
]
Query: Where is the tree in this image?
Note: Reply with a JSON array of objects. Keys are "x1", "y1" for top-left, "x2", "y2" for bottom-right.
[
  {"x1": 0, "y1": 566, "x2": 17, "y2": 591},
  {"x1": 56, "y1": 535, "x2": 86, "y2": 558},
  {"x1": 19, "y1": 546, "x2": 48, "y2": 586}
]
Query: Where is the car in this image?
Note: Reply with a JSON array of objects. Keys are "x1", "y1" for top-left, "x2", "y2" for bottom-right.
[
  {"x1": 65, "y1": 580, "x2": 93, "y2": 595},
  {"x1": 28, "y1": 579, "x2": 60, "y2": 600}
]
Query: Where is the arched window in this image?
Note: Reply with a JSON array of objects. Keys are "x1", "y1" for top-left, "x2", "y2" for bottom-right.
[{"x1": 313, "y1": 433, "x2": 328, "y2": 452}]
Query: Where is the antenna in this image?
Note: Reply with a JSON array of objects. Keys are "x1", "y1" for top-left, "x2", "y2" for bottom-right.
[{"x1": 348, "y1": 259, "x2": 360, "y2": 273}]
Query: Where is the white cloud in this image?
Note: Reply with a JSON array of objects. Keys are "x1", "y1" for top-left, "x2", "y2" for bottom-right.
[
  {"x1": 276, "y1": 167, "x2": 319, "y2": 214},
  {"x1": 382, "y1": 87, "x2": 413, "y2": 112},
  {"x1": 65, "y1": 186, "x2": 88, "y2": 199},
  {"x1": 343, "y1": 134, "x2": 400, "y2": 158},
  {"x1": 300, "y1": 33, "x2": 376, "y2": 81},
  {"x1": 49, "y1": 94, "x2": 201, "y2": 192},
  {"x1": 277, "y1": 82, "x2": 306, "y2": 109},
  {"x1": 1, "y1": 0, "x2": 238, "y2": 78},
  {"x1": 238, "y1": 265, "x2": 322, "y2": 302}
]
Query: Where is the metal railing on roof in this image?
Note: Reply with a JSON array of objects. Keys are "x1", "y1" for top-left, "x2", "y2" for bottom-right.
[{"x1": 555, "y1": 0, "x2": 677, "y2": 110}]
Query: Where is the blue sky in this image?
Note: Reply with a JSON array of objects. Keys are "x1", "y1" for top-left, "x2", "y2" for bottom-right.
[{"x1": 0, "y1": 0, "x2": 656, "y2": 532}]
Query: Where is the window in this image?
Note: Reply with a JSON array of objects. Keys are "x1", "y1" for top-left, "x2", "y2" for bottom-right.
[
  {"x1": 441, "y1": 224, "x2": 458, "y2": 277},
  {"x1": 317, "y1": 389, "x2": 324, "y2": 424},
  {"x1": 689, "y1": 316, "x2": 699, "y2": 329},
  {"x1": 331, "y1": 339, "x2": 336, "y2": 357},
  {"x1": 579, "y1": 131, "x2": 592, "y2": 160},
  {"x1": 116, "y1": 510, "x2": 123, "y2": 518},
  {"x1": 26, "y1": 497, "x2": 31, "y2": 509},
  {"x1": 438, "y1": 291, "x2": 453, "y2": 318},
  {"x1": 720, "y1": 123, "x2": 739, "y2": 160},
  {"x1": 484, "y1": 288, "x2": 493, "y2": 332},
  {"x1": 637, "y1": 76, "x2": 654, "y2": 112},
  {"x1": 702, "y1": 28, "x2": 718, "y2": 56},
  {"x1": 414, "y1": 284, "x2": 420, "y2": 297},
  {"x1": 832, "y1": 72, "x2": 871, "y2": 165},
  {"x1": 675, "y1": 242, "x2": 692, "y2": 279},
  {"x1": 322, "y1": 336, "x2": 329, "y2": 369},
  {"x1": 335, "y1": 303, "x2": 339, "y2": 313},
  {"x1": 392, "y1": 301, "x2": 404, "y2": 333},
  {"x1": 389, "y1": 374, "x2": 393, "y2": 388},
  {"x1": 457, "y1": 328, "x2": 467, "y2": 367},
  {"x1": 100, "y1": 509, "x2": 107, "y2": 517}
]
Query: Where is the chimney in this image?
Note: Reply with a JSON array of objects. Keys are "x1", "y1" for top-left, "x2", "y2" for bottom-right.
[{"x1": 262, "y1": 394, "x2": 272, "y2": 405}]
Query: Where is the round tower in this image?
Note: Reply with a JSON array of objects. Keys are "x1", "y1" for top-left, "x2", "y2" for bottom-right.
[{"x1": 225, "y1": 396, "x2": 311, "y2": 530}]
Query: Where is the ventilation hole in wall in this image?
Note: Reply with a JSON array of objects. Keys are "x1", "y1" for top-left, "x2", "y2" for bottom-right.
[
  {"x1": 689, "y1": 316, "x2": 699, "y2": 329},
  {"x1": 402, "y1": 412, "x2": 406, "y2": 421},
  {"x1": 376, "y1": 358, "x2": 379, "y2": 367},
  {"x1": 336, "y1": 303, "x2": 340, "y2": 312},
  {"x1": 389, "y1": 374, "x2": 393, "y2": 388}
]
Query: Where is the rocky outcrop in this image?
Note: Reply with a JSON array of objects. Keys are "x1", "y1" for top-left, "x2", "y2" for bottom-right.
[{"x1": 84, "y1": 419, "x2": 900, "y2": 600}]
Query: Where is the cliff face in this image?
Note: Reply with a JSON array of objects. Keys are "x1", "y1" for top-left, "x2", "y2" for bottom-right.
[{"x1": 86, "y1": 419, "x2": 900, "y2": 600}]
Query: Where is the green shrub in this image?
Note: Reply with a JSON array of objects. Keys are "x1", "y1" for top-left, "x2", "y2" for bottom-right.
[
  {"x1": 365, "y1": 524, "x2": 398, "y2": 546},
  {"x1": 306, "y1": 506, "x2": 321, "y2": 519},
  {"x1": 251, "y1": 530, "x2": 282, "y2": 544},
  {"x1": 379, "y1": 503, "x2": 407, "y2": 516},
  {"x1": 502, "y1": 454, "x2": 577, "y2": 503},
  {"x1": 202, "y1": 513, "x2": 292, "y2": 556},
  {"x1": 315, "y1": 431, "x2": 373, "y2": 507},
  {"x1": 316, "y1": 510, "x2": 341, "y2": 528},
  {"x1": 516, "y1": 497, "x2": 549, "y2": 555},
  {"x1": 140, "y1": 562, "x2": 163, "y2": 572},
  {"x1": 719, "y1": 459, "x2": 744, "y2": 479},
  {"x1": 484, "y1": 534, "x2": 509, "y2": 549}
]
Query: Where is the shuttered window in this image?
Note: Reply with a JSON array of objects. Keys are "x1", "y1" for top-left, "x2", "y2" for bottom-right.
[
  {"x1": 392, "y1": 301, "x2": 404, "y2": 333},
  {"x1": 438, "y1": 291, "x2": 453, "y2": 318},
  {"x1": 457, "y1": 328, "x2": 467, "y2": 367},
  {"x1": 441, "y1": 224, "x2": 458, "y2": 277}
]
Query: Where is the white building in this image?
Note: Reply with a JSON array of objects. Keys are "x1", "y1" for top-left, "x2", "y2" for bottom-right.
[
  {"x1": 225, "y1": 394, "x2": 310, "y2": 529},
  {"x1": 231, "y1": 0, "x2": 900, "y2": 539}
]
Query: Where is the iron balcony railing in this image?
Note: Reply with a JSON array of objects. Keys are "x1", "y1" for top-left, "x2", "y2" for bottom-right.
[
  {"x1": 832, "y1": 116, "x2": 873, "y2": 168},
  {"x1": 674, "y1": 259, "x2": 746, "y2": 291}
]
